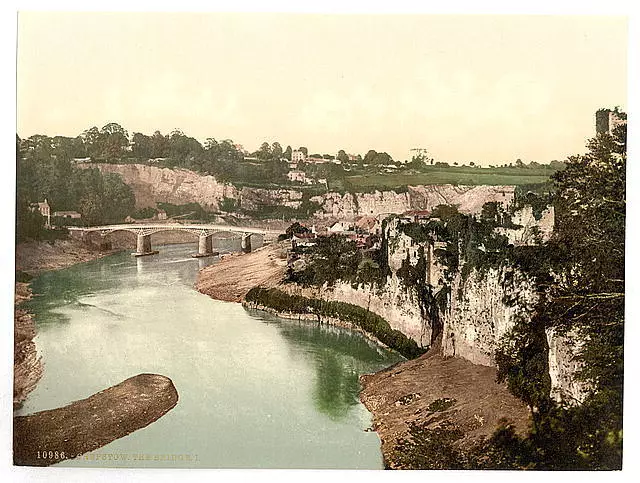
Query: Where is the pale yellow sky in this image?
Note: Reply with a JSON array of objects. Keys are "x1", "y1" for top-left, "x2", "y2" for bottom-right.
[{"x1": 17, "y1": 13, "x2": 627, "y2": 164}]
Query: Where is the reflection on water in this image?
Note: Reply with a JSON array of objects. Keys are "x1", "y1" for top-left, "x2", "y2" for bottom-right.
[{"x1": 20, "y1": 243, "x2": 402, "y2": 469}]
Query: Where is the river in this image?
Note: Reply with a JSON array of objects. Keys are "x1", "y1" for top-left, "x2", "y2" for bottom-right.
[{"x1": 17, "y1": 243, "x2": 403, "y2": 469}]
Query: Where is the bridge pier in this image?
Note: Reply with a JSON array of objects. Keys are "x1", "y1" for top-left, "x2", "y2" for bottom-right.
[
  {"x1": 241, "y1": 233, "x2": 252, "y2": 253},
  {"x1": 133, "y1": 234, "x2": 159, "y2": 257},
  {"x1": 192, "y1": 234, "x2": 218, "y2": 258}
]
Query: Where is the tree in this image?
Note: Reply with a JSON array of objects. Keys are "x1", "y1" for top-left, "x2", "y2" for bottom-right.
[
  {"x1": 102, "y1": 173, "x2": 135, "y2": 223},
  {"x1": 364, "y1": 149, "x2": 377, "y2": 164},
  {"x1": 284, "y1": 145, "x2": 292, "y2": 161},
  {"x1": 337, "y1": 150, "x2": 349, "y2": 163},
  {"x1": 204, "y1": 138, "x2": 219, "y2": 151},
  {"x1": 131, "y1": 132, "x2": 151, "y2": 159},
  {"x1": 298, "y1": 146, "x2": 308, "y2": 156},
  {"x1": 100, "y1": 123, "x2": 129, "y2": 160},
  {"x1": 257, "y1": 142, "x2": 272, "y2": 161},
  {"x1": 495, "y1": 115, "x2": 626, "y2": 469},
  {"x1": 374, "y1": 152, "x2": 392, "y2": 165},
  {"x1": 81, "y1": 126, "x2": 102, "y2": 159},
  {"x1": 285, "y1": 222, "x2": 310, "y2": 238},
  {"x1": 271, "y1": 142, "x2": 283, "y2": 160},
  {"x1": 149, "y1": 131, "x2": 168, "y2": 158}
]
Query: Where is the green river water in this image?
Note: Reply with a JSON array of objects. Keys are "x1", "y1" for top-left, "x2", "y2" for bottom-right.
[{"x1": 17, "y1": 243, "x2": 403, "y2": 469}]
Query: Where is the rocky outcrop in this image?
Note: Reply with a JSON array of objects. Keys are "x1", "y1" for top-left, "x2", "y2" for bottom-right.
[
  {"x1": 546, "y1": 328, "x2": 589, "y2": 404},
  {"x1": 14, "y1": 283, "x2": 43, "y2": 410},
  {"x1": 498, "y1": 206, "x2": 555, "y2": 246},
  {"x1": 442, "y1": 267, "x2": 538, "y2": 367},
  {"x1": 86, "y1": 163, "x2": 237, "y2": 210},
  {"x1": 86, "y1": 163, "x2": 516, "y2": 218},
  {"x1": 296, "y1": 214, "x2": 583, "y2": 404},
  {"x1": 238, "y1": 187, "x2": 304, "y2": 211}
]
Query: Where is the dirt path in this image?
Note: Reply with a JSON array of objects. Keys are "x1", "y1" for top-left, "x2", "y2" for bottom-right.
[
  {"x1": 195, "y1": 242, "x2": 288, "y2": 302},
  {"x1": 360, "y1": 343, "x2": 531, "y2": 468}
]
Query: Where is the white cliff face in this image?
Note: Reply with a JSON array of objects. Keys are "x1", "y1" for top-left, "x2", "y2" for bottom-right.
[
  {"x1": 378, "y1": 219, "x2": 587, "y2": 404},
  {"x1": 90, "y1": 163, "x2": 518, "y2": 218},
  {"x1": 441, "y1": 267, "x2": 538, "y2": 366},
  {"x1": 310, "y1": 185, "x2": 516, "y2": 219},
  {"x1": 239, "y1": 187, "x2": 304, "y2": 211},
  {"x1": 88, "y1": 164, "x2": 237, "y2": 210},
  {"x1": 497, "y1": 206, "x2": 555, "y2": 246},
  {"x1": 546, "y1": 328, "x2": 589, "y2": 404},
  {"x1": 279, "y1": 276, "x2": 432, "y2": 347}
]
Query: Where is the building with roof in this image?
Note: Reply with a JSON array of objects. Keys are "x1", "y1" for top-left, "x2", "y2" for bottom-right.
[{"x1": 30, "y1": 199, "x2": 51, "y2": 227}]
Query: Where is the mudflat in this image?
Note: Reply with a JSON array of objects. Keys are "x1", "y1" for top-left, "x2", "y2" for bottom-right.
[
  {"x1": 14, "y1": 373, "x2": 179, "y2": 467},
  {"x1": 196, "y1": 242, "x2": 288, "y2": 302}
]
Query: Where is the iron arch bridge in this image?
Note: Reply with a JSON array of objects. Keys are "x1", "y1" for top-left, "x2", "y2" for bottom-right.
[{"x1": 68, "y1": 223, "x2": 283, "y2": 257}]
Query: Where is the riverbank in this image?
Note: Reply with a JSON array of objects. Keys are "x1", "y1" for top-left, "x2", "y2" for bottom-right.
[
  {"x1": 14, "y1": 283, "x2": 43, "y2": 409},
  {"x1": 195, "y1": 242, "x2": 288, "y2": 302},
  {"x1": 243, "y1": 301, "x2": 399, "y2": 354},
  {"x1": 16, "y1": 238, "x2": 118, "y2": 276},
  {"x1": 14, "y1": 238, "x2": 118, "y2": 408},
  {"x1": 359, "y1": 344, "x2": 531, "y2": 469}
]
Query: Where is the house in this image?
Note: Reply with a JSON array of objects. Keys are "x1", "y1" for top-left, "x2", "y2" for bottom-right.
[
  {"x1": 287, "y1": 170, "x2": 308, "y2": 184},
  {"x1": 403, "y1": 209, "x2": 431, "y2": 223},
  {"x1": 291, "y1": 232, "x2": 318, "y2": 249},
  {"x1": 54, "y1": 211, "x2": 82, "y2": 219},
  {"x1": 156, "y1": 210, "x2": 168, "y2": 220},
  {"x1": 30, "y1": 199, "x2": 51, "y2": 227},
  {"x1": 328, "y1": 220, "x2": 354, "y2": 233},
  {"x1": 355, "y1": 216, "x2": 381, "y2": 235},
  {"x1": 346, "y1": 233, "x2": 369, "y2": 248},
  {"x1": 291, "y1": 150, "x2": 306, "y2": 163}
]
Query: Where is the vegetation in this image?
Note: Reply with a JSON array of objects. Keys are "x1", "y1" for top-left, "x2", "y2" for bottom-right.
[
  {"x1": 16, "y1": 135, "x2": 135, "y2": 241},
  {"x1": 392, "y1": 418, "x2": 534, "y2": 470},
  {"x1": 287, "y1": 234, "x2": 389, "y2": 289},
  {"x1": 427, "y1": 397, "x2": 457, "y2": 412},
  {"x1": 492, "y1": 121, "x2": 626, "y2": 469},
  {"x1": 18, "y1": 123, "x2": 564, "y2": 199},
  {"x1": 341, "y1": 164, "x2": 558, "y2": 191},
  {"x1": 387, "y1": 115, "x2": 626, "y2": 469},
  {"x1": 245, "y1": 287, "x2": 425, "y2": 359}
]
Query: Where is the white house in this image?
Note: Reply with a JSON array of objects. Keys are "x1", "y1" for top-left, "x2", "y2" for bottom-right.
[
  {"x1": 328, "y1": 220, "x2": 354, "y2": 233},
  {"x1": 292, "y1": 150, "x2": 306, "y2": 162},
  {"x1": 287, "y1": 170, "x2": 308, "y2": 183}
]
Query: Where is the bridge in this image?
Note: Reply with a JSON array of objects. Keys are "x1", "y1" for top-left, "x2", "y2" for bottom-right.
[{"x1": 68, "y1": 223, "x2": 283, "y2": 257}]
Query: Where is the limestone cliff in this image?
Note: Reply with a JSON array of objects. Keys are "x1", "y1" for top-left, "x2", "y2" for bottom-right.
[
  {"x1": 281, "y1": 210, "x2": 585, "y2": 405},
  {"x1": 86, "y1": 163, "x2": 238, "y2": 210},
  {"x1": 279, "y1": 275, "x2": 431, "y2": 347},
  {"x1": 86, "y1": 163, "x2": 516, "y2": 218},
  {"x1": 441, "y1": 267, "x2": 538, "y2": 367}
]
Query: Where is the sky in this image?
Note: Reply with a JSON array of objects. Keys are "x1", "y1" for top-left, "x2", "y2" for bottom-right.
[{"x1": 16, "y1": 12, "x2": 627, "y2": 165}]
